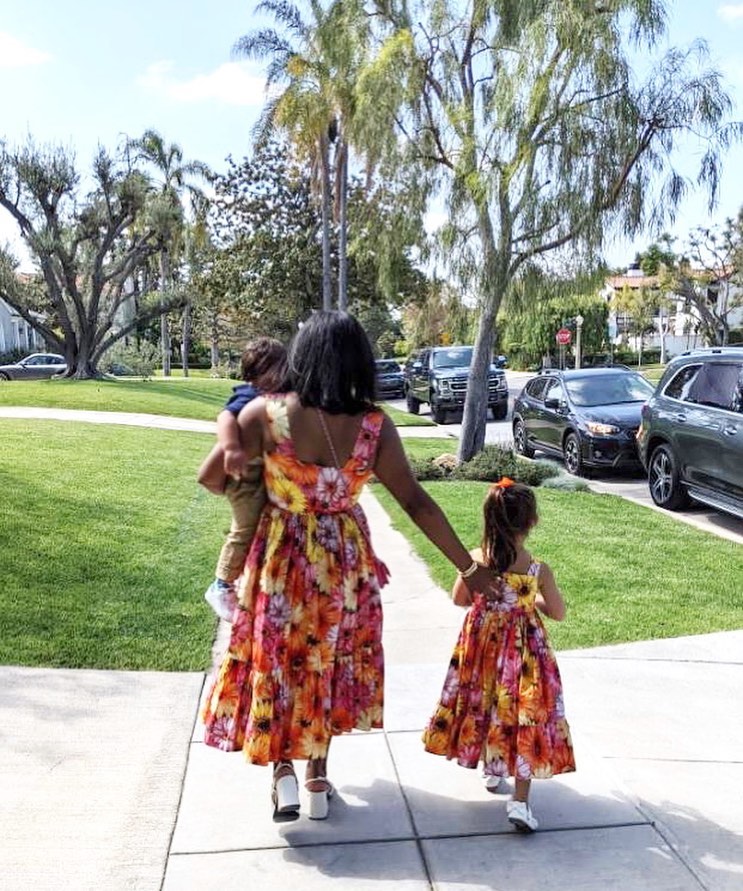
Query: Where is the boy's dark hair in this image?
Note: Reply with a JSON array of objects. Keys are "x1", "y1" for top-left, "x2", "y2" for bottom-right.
[
  {"x1": 288, "y1": 311, "x2": 377, "y2": 413},
  {"x1": 482, "y1": 482, "x2": 539, "y2": 574},
  {"x1": 241, "y1": 337, "x2": 287, "y2": 391}
]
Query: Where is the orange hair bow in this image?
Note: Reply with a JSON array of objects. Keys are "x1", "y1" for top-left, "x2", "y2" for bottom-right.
[{"x1": 494, "y1": 477, "x2": 515, "y2": 488}]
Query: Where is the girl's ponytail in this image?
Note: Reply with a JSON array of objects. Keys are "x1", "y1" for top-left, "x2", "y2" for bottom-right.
[{"x1": 482, "y1": 478, "x2": 538, "y2": 573}]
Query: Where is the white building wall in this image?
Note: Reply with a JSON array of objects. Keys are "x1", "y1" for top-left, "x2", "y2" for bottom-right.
[{"x1": 0, "y1": 297, "x2": 44, "y2": 354}]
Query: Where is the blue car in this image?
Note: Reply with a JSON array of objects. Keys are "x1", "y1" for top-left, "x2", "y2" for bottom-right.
[{"x1": 375, "y1": 359, "x2": 405, "y2": 399}]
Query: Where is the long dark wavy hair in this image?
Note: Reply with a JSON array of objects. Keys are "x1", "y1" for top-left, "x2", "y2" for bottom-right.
[
  {"x1": 482, "y1": 482, "x2": 539, "y2": 573},
  {"x1": 288, "y1": 311, "x2": 377, "y2": 413}
]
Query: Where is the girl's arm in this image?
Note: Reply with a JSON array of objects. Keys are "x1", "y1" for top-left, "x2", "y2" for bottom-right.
[
  {"x1": 536, "y1": 562, "x2": 566, "y2": 621},
  {"x1": 374, "y1": 416, "x2": 499, "y2": 602}
]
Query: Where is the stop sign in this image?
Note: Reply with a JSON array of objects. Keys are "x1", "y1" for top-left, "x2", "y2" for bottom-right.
[{"x1": 556, "y1": 327, "x2": 572, "y2": 345}]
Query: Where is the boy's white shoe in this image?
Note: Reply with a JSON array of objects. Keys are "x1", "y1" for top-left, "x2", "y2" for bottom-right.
[
  {"x1": 204, "y1": 580, "x2": 237, "y2": 622},
  {"x1": 506, "y1": 799, "x2": 538, "y2": 832}
]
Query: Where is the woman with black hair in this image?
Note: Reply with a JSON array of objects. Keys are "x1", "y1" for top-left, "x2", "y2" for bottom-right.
[{"x1": 203, "y1": 311, "x2": 501, "y2": 822}]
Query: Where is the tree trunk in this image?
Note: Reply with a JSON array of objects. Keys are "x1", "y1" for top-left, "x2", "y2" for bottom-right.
[
  {"x1": 458, "y1": 208, "x2": 509, "y2": 463},
  {"x1": 320, "y1": 135, "x2": 333, "y2": 312},
  {"x1": 181, "y1": 300, "x2": 192, "y2": 377},
  {"x1": 210, "y1": 311, "x2": 220, "y2": 372},
  {"x1": 337, "y1": 137, "x2": 348, "y2": 311},
  {"x1": 160, "y1": 250, "x2": 172, "y2": 376}
]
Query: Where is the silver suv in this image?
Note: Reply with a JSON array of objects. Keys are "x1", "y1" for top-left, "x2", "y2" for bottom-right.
[{"x1": 637, "y1": 348, "x2": 743, "y2": 519}]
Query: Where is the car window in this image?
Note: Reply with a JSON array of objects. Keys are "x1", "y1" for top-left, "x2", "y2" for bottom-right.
[
  {"x1": 565, "y1": 373, "x2": 654, "y2": 406},
  {"x1": 543, "y1": 378, "x2": 564, "y2": 403},
  {"x1": 26, "y1": 356, "x2": 47, "y2": 365},
  {"x1": 664, "y1": 365, "x2": 701, "y2": 401},
  {"x1": 525, "y1": 378, "x2": 548, "y2": 400},
  {"x1": 432, "y1": 347, "x2": 473, "y2": 368},
  {"x1": 688, "y1": 362, "x2": 743, "y2": 411},
  {"x1": 376, "y1": 361, "x2": 399, "y2": 373},
  {"x1": 733, "y1": 365, "x2": 743, "y2": 413}
]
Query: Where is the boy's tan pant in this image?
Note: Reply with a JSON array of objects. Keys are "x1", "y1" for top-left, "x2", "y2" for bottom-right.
[{"x1": 215, "y1": 461, "x2": 267, "y2": 583}]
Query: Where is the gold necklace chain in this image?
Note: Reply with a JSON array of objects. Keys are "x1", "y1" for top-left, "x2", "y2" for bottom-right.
[{"x1": 316, "y1": 408, "x2": 341, "y2": 468}]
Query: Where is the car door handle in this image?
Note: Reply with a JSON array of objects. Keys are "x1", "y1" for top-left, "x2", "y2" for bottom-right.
[
  {"x1": 675, "y1": 413, "x2": 687, "y2": 423},
  {"x1": 722, "y1": 425, "x2": 738, "y2": 436}
]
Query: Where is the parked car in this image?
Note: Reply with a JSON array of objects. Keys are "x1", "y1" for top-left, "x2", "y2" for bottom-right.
[
  {"x1": 0, "y1": 353, "x2": 67, "y2": 380},
  {"x1": 405, "y1": 345, "x2": 509, "y2": 423},
  {"x1": 512, "y1": 367, "x2": 655, "y2": 475},
  {"x1": 637, "y1": 347, "x2": 743, "y2": 519},
  {"x1": 375, "y1": 358, "x2": 405, "y2": 399}
]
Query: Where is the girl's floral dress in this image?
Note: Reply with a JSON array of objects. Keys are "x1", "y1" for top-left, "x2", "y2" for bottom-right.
[
  {"x1": 203, "y1": 396, "x2": 388, "y2": 764},
  {"x1": 423, "y1": 562, "x2": 576, "y2": 780}
]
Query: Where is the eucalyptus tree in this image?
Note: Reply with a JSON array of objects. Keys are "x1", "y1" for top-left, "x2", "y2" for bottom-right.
[
  {"x1": 127, "y1": 129, "x2": 211, "y2": 375},
  {"x1": 0, "y1": 139, "x2": 167, "y2": 378},
  {"x1": 363, "y1": 0, "x2": 742, "y2": 459}
]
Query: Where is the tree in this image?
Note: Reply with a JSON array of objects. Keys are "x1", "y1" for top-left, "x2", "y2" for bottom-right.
[
  {"x1": 613, "y1": 284, "x2": 658, "y2": 366},
  {"x1": 673, "y1": 221, "x2": 743, "y2": 346},
  {"x1": 0, "y1": 139, "x2": 166, "y2": 378},
  {"x1": 364, "y1": 1, "x2": 741, "y2": 459},
  {"x1": 127, "y1": 129, "x2": 211, "y2": 376}
]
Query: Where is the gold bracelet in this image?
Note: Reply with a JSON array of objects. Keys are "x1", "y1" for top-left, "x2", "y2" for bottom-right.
[{"x1": 458, "y1": 560, "x2": 479, "y2": 579}]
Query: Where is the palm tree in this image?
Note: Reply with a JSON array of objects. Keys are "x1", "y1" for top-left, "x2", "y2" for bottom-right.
[
  {"x1": 235, "y1": 0, "x2": 368, "y2": 311},
  {"x1": 128, "y1": 130, "x2": 211, "y2": 375}
]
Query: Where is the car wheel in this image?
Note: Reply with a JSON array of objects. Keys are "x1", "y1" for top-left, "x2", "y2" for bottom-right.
[
  {"x1": 513, "y1": 420, "x2": 534, "y2": 458},
  {"x1": 431, "y1": 400, "x2": 447, "y2": 424},
  {"x1": 491, "y1": 403, "x2": 508, "y2": 421},
  {"x1": 648, "y1": 444, "x2": 690, "y2": 511},
  {"x1": 406, "y1": 392, "x2": 420, "y2": 414},
  {"x1": 563, "y1": 432, "x2": 586, "y2": 476},
  {"x1": 0, "y1": 372, "x2": 9, "y2": 381}
]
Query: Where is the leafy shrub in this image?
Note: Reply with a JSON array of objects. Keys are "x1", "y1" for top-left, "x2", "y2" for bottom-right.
[{"x1": 406, "y1": 445, "x2": 560, "y2": 486}]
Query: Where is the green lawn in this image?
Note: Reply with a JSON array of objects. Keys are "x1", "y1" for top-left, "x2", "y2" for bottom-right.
[
  {"x1": 3, "y1": 419, "x2": 740, "y2": 670},
  {"x1": 0, "y1": 377, "x2": 428, "y2": 425},
  {"x1": 374, "y1": 482, "x2": 742, "y2": 650},
  {"x1": 0, "y1": 420, "x2": 225, "y2": 670}
]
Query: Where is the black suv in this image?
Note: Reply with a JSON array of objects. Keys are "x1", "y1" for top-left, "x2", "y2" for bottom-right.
[
  {"x1": 637, "y1": 348, "x2": 743, "y2": 518},
  {"x1": 512, "y1": 367, "x2": 655, "y2": 475},
  {"x1": 374, "y1": 359, "x2": 405, "y2": 399},
  {"x1": 405, "y1": 345, "x2": 509, "y2": 423}
]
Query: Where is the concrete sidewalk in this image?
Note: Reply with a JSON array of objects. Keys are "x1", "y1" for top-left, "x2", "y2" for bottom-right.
[{"x1": 4, "y1": 491, "x2": 740, "y2": 891}]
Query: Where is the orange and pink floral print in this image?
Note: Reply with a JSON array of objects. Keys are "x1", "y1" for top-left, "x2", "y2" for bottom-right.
[
  {"x1": 203, "y1": 398, "x2": 388, "y2": 764},
  {"x1": 423, "y1": 563, "x2": 576, "y2": 780}
]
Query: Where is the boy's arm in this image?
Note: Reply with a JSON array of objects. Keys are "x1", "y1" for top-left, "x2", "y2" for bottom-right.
[
  {"x1": 216, "y1": 409, "x2": 245, "y2": 478},
  {"x1": 535, "y1": 562, "x2": 566, "y2": 621}
]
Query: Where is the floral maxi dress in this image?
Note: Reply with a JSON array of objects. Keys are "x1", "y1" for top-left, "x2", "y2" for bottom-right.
[
  {"x1": 203, "y1": 397, "x2": 388, "y2": 764},
  {"x1": 422, "y1": 562, "x2": 576, "y2": 780}
]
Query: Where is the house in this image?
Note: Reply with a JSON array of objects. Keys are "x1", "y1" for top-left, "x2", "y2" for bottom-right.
[
  {"x1": 602, "y1": 264, "x2": 743, "y2": 358},
  {"x1": 0, "y1": 296, "x2": 45, "y2": 356}
]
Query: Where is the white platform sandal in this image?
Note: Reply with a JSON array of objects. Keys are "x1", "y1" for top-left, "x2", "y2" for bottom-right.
[
  {"x1": 272, "y1": 763, "x2": 300, "y2": 822},
  {"x1": 305, "y1": 777, "x2": 335, "y2": 820}
]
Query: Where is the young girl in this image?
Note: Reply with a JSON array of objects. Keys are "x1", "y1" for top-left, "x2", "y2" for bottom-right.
[{"x1": 422, "y1": 477, "x2": 575, "y2": 832}]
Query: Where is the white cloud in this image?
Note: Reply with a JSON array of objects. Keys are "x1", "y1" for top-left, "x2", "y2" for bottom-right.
[
  {"x1": 718, "y1": 4, "x2": 743, "y2": 22},
  {"x1": 137, "y1": 60, "x2": 267, "y2": 106},
  {"x1": 0, "y1": 32, "x2": 51, "y2": 68}
]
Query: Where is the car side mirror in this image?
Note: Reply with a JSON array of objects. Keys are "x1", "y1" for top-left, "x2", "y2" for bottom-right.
[
  {"x1": 412, "y1": 362, "x2": 422, "y2": 372},
  {"x1": 544, "y1": 397, "x2": 561, "y2": 409}
]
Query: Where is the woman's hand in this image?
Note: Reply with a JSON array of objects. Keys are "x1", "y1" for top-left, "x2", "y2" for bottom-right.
[{"x1": 454, "y1": 565, "x2": 503, "y2": 607}]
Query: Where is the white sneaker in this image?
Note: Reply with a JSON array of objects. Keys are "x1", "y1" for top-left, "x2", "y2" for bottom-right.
[
  {"x1": 204, "y1": 580, "x2": 237, "y2": 622},
  {"x1": 484, "y1": 775, "x2": 502, "y2": 794},
  {"x1": 506, "y1": 799, "x2": 538, "y2": 832}
]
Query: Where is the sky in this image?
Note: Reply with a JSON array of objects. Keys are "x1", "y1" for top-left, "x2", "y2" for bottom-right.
[{"x1": 3, "y1": 0, "x2": 743, "y2": 272}]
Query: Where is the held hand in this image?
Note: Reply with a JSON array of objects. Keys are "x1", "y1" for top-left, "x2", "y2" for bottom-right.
[
  {"x1": 460, "y1": 565, "x2": 503, "y2": 606},
  {"x1": 223, "y1": 445, "x2": 247, "y2": 479}
]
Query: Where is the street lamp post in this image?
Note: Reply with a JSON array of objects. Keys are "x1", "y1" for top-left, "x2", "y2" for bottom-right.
[{"x1": 575, "y1": 314, "x2": 584, "y2": 369}]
